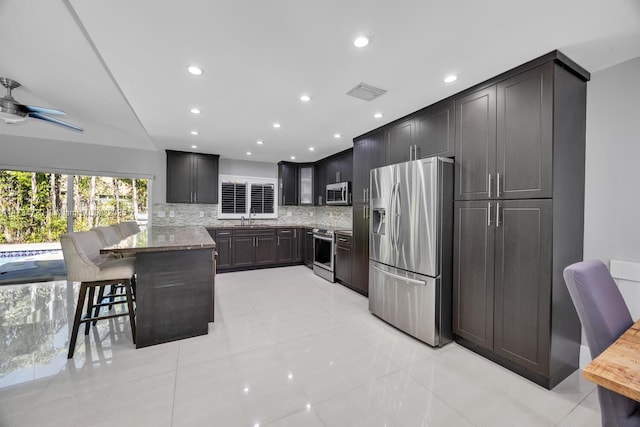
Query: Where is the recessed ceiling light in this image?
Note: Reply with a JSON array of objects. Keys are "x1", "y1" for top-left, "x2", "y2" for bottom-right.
[
  {"x1": 190, "y1": 108, "x2": 201, "y2": 114},
  {"x1": 256, "y1": 140, "x2": 263, "y2": 145},
  {"x1": 190, "y1": 130, "x2": 199, "y2": 135},
  {"x1": 374, "y1": 112, "x2": 383, "y2": 119},
  {"x1": 290, "y1": 156, "x2": 296, "y2": 160},
  {"x1": 273, "y1": 122, "x2": 281, "y2": 128},
  {"x1": 187, "y1": 65, "x2": 203, "y2": 76},
  {"x1": 353, "y1": 36, "x2": 369, "y2": 48},
  {"x1": 191, "y1": 145, "x2": 198, "y2": 149},
  {"x1": 444, "y1": 74, "x2": 458, "y2": 83},
  {"x1": 246, "y1": 152, "x2": 252, "y2": 156},
  {"x1": 309, "y1": 147, "x2": 315, "y2": 151},
  {"x1": 300, "y1": 94, "x2": 311, "y2": 102},
  {"x1": 334, "y1": 133, "x2": 341, "y2": 139}
]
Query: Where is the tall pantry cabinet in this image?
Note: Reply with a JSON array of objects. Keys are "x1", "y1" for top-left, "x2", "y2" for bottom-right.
[{"x1": 453, "y1": 55, "x2": 589, "y2": 388}]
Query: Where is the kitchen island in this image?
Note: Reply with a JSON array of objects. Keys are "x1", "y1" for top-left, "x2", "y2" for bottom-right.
[{"x1": 101, "y1": 226, "x2": 216, "y2": 348}]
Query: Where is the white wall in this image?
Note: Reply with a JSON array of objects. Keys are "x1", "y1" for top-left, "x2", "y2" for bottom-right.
[
  {"x1": 219, "y1": 158, "x2": 277, "y2": 178},
  {"x1": 0, "y1": 134, "x2": 165, "y2": 199},
  {"x1": 584, "y1": 56, "x2": 640, "y2": 264},
  {"x1": 0, "y1": 137, "x2": 278, "y2": 205}
]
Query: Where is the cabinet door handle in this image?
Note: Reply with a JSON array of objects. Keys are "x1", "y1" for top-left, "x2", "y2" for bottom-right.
[
  {"x1": 363, "y1": 189, "x2": 366, "y2": 202},
  {"x1": 277, "y1": 236, "x2": 280, "y2": 246},
  {"x1": 496, "y1": 202, "x2": 501, "y2": 227},
  {"x1": 409, "y1": 145, "x2": 413, "y2": 161},
  {"x1": 363, "y1": 205, "x2": 366, "y2": 219},
  {"x1": 229, "y1": 239, "x2": 231, "y2": 249},
  {"x1": 194, "y1": 192, "x2": 197, "y2": 203},
  {"x1": 496, "y1": 173, "x2": 501, "y2": 198},
  {"x1": 338, "y1": 238, "x2": 348, "y2": 242},
  {"x1": 294, "y1": 229, "x2": 297, "y2": 239},
  {"x1": 414, "y1": 144, "x2": 419, "y2": 159},
  {"x1": 488, "y1": 202, "x2": 492, "y2": 227},
  {"x1": 488, "y1": 174, "x2": 493, "y2": 198}
]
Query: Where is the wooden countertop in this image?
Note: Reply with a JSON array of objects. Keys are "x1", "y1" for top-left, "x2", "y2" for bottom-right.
[
  {"x1": 583, "y1": 319, "x2": 640, "y2": 401},
  {"x1": 101, "y1": 226, "x2": 215, "y2": 255}
]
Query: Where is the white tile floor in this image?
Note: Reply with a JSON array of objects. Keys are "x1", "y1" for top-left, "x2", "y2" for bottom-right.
[{"x1": 0, "y1": 266, "x2": 600, "y2": 426}]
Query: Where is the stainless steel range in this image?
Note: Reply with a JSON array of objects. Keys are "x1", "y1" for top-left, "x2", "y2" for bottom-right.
[{"x1": 312, "y1": 228, "x2": 335, "y2": 282}]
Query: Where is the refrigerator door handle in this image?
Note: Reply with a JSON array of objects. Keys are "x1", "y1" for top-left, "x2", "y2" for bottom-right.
[
  {"x1": 496, "y1": 202, "x2": 501, "y2": 227},
  {"x1": 394, "y1": 183, "x2": 402, "y2": 251},
  {"x1": 372, "y1": 264, "x2": 426, "y2": 286},
  {"x1": 488, "y1": 202, "x2": 492, "y2": 227}
]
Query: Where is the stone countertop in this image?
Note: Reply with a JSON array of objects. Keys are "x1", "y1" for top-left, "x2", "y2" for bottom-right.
[
  {"x1": 207, "y1": 223, "x2": 352, "y2": 232},
  {"x1": 101, "y1": 226, "x2": 215, "y2": 255}
]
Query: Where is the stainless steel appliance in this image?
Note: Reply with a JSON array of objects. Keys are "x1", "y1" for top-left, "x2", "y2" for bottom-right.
[
  {"x1": 369, "y1": 157, "x2": 453, "y2": 347},
  {"x1": 313, "y1": 228, "x2": 335, "y2": 282},
  {"x1": 326, "y1": 181, "x2": 351, "y2": 205}
]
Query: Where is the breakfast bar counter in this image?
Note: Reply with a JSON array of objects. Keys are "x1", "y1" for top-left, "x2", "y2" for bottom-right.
[{"x1": 101, "y1": 226, "x2": 216, "y2": 348}]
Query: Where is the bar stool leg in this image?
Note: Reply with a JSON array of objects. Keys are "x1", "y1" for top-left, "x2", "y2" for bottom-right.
[
  {"x1": 85, "y1": 286, "x2": 96, "y2": 335},
  {"x1": 93, "y1": 285, "x2": 106, "y2": 325},
  {"x1": 124, "y1": 279, "x2": 136, "y2": 344},
  {"x1": 68, "y1": 283, "x2": 88, "y2": 359}
]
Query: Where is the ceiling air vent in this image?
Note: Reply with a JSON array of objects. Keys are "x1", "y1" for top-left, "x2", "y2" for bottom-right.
[{"x1": 346, "y1": 82, "x2": 387, "y2": 102}]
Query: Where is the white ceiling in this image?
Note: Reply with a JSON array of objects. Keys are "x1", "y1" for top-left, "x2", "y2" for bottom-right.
[{"x1": 1, "y1": 0, "x2": 639, "y2": 163}]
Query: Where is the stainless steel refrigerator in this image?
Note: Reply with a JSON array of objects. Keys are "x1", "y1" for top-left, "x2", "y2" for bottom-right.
[{"x1": 369, "y1": 156, "x2": 453, "y2": 347}]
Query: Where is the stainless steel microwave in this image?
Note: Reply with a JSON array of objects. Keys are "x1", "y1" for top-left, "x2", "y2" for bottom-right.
[{"x1": 326, "y1": 181, "x2": 351, "y2": 205}]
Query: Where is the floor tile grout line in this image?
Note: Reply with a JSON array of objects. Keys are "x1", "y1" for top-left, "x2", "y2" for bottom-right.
[{"x1": 170, "y1": 342, "x2": 180, "y2": 427}]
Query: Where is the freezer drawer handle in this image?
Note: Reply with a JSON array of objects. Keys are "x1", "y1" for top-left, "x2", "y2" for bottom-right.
[{"x1": 372, "y1": 265, "x2": 426, "y2": 286}]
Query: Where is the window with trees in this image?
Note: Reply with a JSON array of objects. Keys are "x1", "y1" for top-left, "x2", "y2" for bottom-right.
[{"x1": 0, "y1": 170, "x2": 148, "y2": 244}]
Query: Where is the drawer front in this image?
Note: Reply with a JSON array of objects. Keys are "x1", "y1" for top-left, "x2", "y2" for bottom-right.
[
  {"x1": 215, "y1": 229, "x2": 233, "y2": 238},
  {"x1": 336, "y1": 234, "x2": 352, "y2": 247},
  {"x1": 234, "y1": 228, "x2": 276, "y2": 237},
  {"x1": 277, "y1": 228, "x2": 297, "y2": 237}
]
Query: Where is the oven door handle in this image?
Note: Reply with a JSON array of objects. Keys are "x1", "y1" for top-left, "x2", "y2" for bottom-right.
[{"x1": 313, "y1": 235, "x2": 334, "y2": 242}]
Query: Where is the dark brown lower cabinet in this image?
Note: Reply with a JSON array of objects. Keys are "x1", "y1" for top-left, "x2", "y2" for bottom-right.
[
  {"x1": 211, "y1": 229, "x2": 232, "y2": 269},
  {"x1": 209, "y1": 227, "x2": 303, "y2": 272},
  {"x1": 276, "y1": 228, "x2": 299, "y2": 263},
  {"x1": 255, "y1": 235, "x2": 277, "y2": 265},
  {"x1": 351, "y1": 203, "x2": 369, "y2": 296},
  {"x1": 335, "y1": 233, "x2": 352, "y2": 285},
  {"x1": 232, "y1": 235, "x2": 256, "y2": 268},
  {"x1": 302, "y1": 228, "x2": 314, "y2": 268},
  {"x1": 453, "y1": 199, "x2": 578, "y2": 388}
]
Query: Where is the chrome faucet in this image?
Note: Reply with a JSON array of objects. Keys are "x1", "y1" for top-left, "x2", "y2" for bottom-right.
[
  {"x1": 240, "y1": 216, "x2": 245, "y2": 226},
  {"x1": 249, "y1": 208, "x2": 255, "y2": 227}
]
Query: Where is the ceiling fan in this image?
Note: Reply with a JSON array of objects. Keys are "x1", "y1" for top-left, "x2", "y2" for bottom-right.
[{"x1": 0, "y1": 77, "x2": 83, "y2": 132}]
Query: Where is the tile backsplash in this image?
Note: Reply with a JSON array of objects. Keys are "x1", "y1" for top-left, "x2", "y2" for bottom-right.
[{"x1": 152, "y1": 203, "x2": 352, "y2": 229}]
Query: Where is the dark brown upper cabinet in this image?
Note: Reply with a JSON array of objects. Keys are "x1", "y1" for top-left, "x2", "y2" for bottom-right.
[
  {"x1": 353, "y1": 130, "x2": 385, "y2": 204},
  {"x1": 278, "y1": 161, "x2": 298, "y2": 206},
  {"x1": 385, "y1": 118, "x2": 414, "y2": 166},
  {"x1": 454, "y1": 87, "x2": 497, "y2": 201},
  {"x1": 496, "y1": 64, "x2": 553, "y2": 200},
  {"x1": 166, "y1": 150, "x2": 219, "y2": 204},
  {"x1": 455, "y1": 63, "x2": 554, "y2": 201},
  {"x1": 413, "y1": 100, "x2": 455, "y2": 159}
]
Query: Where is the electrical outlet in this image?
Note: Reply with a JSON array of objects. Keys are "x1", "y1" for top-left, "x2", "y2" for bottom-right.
[
  {"x1": 199, "y1": 211, "x2": 205, "y2": 218},
  {"x1": 329, "y1": 212, "x2": 333, "y2": 217},
  {"x1": 157, "y1": 210, "x2": 166, "y2": 218},
  {"x1": 287, "y1": 211, "x2": 292, "y2": 217},
  {"x1": 169, "y1": 210, "x2": 175, "y2": 218},
  {"x1": 309, "y1": 212, "x2": 314, "y2": 217}
]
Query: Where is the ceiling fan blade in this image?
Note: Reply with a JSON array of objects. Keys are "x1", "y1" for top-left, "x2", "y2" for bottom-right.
[
  {"x1": 28, "y1": 112, "x2": 84, "y2": 132},
  {"x1": 25, "y1": 105, "x2": 67, "y2": 115}
]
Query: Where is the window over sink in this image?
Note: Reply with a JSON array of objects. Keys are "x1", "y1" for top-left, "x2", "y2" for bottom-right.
[{"x1": 218, "y1": 175, "x2": 278, "y2": 219}]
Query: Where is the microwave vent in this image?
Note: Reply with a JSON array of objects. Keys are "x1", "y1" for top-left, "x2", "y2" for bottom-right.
[{"x1": 346, "y1": 82, "x2": 387, "y2": 102}]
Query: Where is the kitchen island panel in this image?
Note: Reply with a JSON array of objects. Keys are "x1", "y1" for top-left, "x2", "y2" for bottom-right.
[{"x1": 135, "y1": 248, "x2": 213, "y2": 348}]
